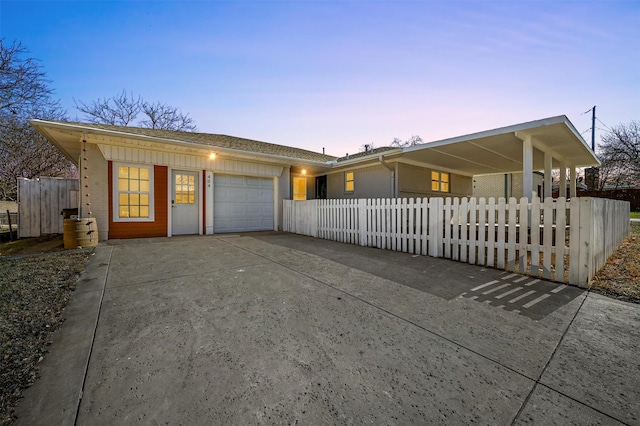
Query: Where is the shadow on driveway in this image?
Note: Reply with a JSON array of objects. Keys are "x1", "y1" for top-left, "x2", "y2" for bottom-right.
[{"x1": 255, "y1": 233, "x2": 583, "y2": 321}]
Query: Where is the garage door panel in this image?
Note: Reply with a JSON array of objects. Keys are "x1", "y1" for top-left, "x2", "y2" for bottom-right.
[{"x1": 214, "y1": 174, "x2": 274, "y2": 233}]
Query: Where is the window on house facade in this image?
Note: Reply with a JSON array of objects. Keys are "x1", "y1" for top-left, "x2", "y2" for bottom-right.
[
  {"x1": 431, "y1": 171, "x2": 450, "y2": 192},
  {"x1": 293, "y1": 176, "x2": 307, "y2": 200},
  {"x1": 345, "y1": 171, "x2": 354, "y2": 192},
  {"x1": 174, "y1": 173, "x2": 196, "y2": 204},
  {"x1": 114, "y1": 164, "x2": 154, "y2": 221}
]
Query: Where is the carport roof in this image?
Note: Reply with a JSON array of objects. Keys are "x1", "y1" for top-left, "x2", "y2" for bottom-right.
[
  {"x1": 334, "y1": 115, "x2": 600, "y2": 175},
  {"x1": 402, "y1": 115, "x2": 599, "y2": 175}
]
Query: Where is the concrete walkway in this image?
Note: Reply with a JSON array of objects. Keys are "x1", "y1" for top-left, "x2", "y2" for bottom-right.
[{"x1": 14, "y1": 233, "x2": 640, "y2": 425}]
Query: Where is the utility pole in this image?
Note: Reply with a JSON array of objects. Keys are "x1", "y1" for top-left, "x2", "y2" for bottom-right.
[
  {"x1": 584, "y1": 105, "x2": 599, "y2": 191},
  {"x1": 591, "y1": 105, "x2": 596, "y2": 151}
]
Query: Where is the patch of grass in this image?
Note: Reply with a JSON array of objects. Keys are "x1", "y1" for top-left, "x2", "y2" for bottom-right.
[
  {"x1": 0, "y1": 251, "x2": 91, "y2": 425},
  {"x1": 630, "y1": 211, "x2": 640, "y2": 219},
  {"x1": 591, "y1": 222, "x2": 640, "y2": 303}
]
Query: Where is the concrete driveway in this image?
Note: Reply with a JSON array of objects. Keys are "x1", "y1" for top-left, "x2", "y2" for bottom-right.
[{"x1": 15, "y1": 233, "x2": 640, "y2": 425}]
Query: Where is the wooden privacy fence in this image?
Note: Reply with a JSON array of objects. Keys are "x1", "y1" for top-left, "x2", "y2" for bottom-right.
[
  {"x1": 18, "y1": 177, "x2": 79, "y2": 238},
  {"x1": 283, "y1": 197, "x2": 630, "y2": 288}
]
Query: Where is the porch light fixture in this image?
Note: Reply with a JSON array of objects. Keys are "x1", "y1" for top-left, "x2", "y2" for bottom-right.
[
  {"x1": 209, "y1": 152, "x2": 216, "y2": 160},
  {"x1": 301, "y1": 169, "x2": 307, "y2": 175}
]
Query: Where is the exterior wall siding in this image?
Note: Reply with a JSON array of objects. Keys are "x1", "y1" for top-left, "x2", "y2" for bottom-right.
[
  {"x1": 99, "y1": 144, "x2": 284, "y2": 177},
  {"x1": 397, "y1": 163, "x2": 473, "y2": 199},
  {"x1": 474, "y1": 173, "x2": 544, "y2": 199},
  {"x1": 327, "y1": 165, "x2": 392, "y2": 199},
  {"x1": 108, "y1": 163, "x2": 169, "y2": 239}
]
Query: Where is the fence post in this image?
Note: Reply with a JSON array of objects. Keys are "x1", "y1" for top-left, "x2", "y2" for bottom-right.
[
  {"x1": 358, "y1": 199, "x2": 367, "y2": 246},
  {"x1": 577, "y1": 197, "x2": 594, "y2": 288},
  {"x1": 311, "y1": 199, "x2": 318, "y2": 237},
  {"x1": 569, "y1": 198, "x2": 580, "y2": 284},
  {"x1": 429, "y1": 197, "x2": 443, "y2": 257}
]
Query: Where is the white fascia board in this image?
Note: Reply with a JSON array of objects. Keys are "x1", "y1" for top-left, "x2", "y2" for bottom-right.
[{"x1": 402, "y1": 115, "x2": 569, "y2": 153}]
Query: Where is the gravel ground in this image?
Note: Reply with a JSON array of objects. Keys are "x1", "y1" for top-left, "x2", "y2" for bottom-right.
[
  {"x1": 591, "y1": 222, "x2": 640, "y2": 304},
  {"x1": 0, "y1": 250, "x2": 91, "y2": 426}
]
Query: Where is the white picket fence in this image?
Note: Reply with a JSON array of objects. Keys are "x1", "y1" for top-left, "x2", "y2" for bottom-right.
[{"x1": 283, "y1": 197, "x2": 630, "y2": 288}]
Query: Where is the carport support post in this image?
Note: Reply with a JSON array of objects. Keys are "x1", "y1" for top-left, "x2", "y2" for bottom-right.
[
  {"x1": 522, "y1": 135, "x2": 534, "y2": 202},
  {"x1": 570, "y1": 166, "x2": 577, "y2": 198},
  {"x1": 544, "y1": 151, "x2": 552, "y2": 199},
  {"x1": 559, "y1": 160, "x2": 567, "y2": 198}
]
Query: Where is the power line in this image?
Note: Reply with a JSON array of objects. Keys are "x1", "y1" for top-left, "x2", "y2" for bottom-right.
[{"x1": 596, "y1": 117, "x2": 612, "y2": 132}]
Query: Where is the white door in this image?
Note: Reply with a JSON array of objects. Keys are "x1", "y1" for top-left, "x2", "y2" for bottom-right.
[
  {"x1": 214, "y1": 174, "x2": 274, "y2": 233},
  {"x1": 171, "y1": 170, "x2": 199, "y2": 235}
]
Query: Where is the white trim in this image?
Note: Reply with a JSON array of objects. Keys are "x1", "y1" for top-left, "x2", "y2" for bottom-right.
[
  {"x1": 112, "y1": 162, "x2": 155, "y2": 223},
  {"x1": 205, "y1": 171, "x2": 214, "y2": 235},
  {"x1": 198, "y1": 171, "x2": 203, "y2": 236},
  {"x1": 273, "y1": 176, "x2": 279, "y2": 231},
  {"x1": 167, "y1": 167, "x2": 172, "y2": 237}
]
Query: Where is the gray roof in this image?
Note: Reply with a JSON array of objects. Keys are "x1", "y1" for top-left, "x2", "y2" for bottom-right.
[{"x1": 54, "y1": 121, "x2": 338, "y2": 163}]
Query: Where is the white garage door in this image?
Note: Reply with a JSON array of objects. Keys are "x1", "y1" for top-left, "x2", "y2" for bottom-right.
[{"x1": 214, "y1": 174, "x2": 274, "y2": 233}]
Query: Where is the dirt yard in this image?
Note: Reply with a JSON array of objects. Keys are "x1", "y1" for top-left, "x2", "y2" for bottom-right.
[
  {"x1": 0, "y1": 245, "x2": 91, "y2": 425},
  {"x1": 0, "y1": 235, "x2": 65, "y2": 257},
  {"x1": 591, "y1": 222, "x2": 640, "y2": 303}
]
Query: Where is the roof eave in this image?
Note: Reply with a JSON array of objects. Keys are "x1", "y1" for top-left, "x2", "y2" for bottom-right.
[{"x1": 29, "y1": 119, "x2": 333, "y2": 168}]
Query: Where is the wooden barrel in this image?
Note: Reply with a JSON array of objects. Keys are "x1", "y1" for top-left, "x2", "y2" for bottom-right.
[
  {"x1": 63, "y1": 219, "x2": 78, "y2": 249},
  {"x1": 75, "y1": 218, "x2": 99, "y2": 248}
]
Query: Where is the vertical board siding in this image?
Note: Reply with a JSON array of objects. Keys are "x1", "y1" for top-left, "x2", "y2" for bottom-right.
[
  {"x1": 284, "y1": 196, "x2": 630, "y2": 287},
  {"x1": 18, "y1": 178, "x2": 79, "y2": 238}
]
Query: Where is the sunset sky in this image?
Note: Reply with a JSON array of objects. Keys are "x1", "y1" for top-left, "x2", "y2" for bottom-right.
[{"x1": 1, "y1": 0, "x2": 638, "y2": 157}]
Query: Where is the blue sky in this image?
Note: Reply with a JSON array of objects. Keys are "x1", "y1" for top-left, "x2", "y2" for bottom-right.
[{"x1": 1, "y1": 0, "x2": 639, "y2": 157}]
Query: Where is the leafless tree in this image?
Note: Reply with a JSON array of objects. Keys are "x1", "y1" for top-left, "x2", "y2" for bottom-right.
[
  {"x1": 140, "y1": 101, "x2": 196, "y2": 131},
  {"x1": 390, "y1": 135, "x2": 423, "y2": 148},
  {"x1": 74, "y1": 90, "x2": 197, "y2": 131},
  {"x1": 0, "y1": 39, "x2": 75, "y2": 200},
  {"x1": 597, "y1": 121, "x2": 640, "y2": 189},
  {"x1": 358, "y1": 142, "x2": 376, "y2": 153},
  {"x1": 74, "y1": 90, "x2": 141, "y2": 126},
  {"x1": 358, "y1": 135, "x2": 424, "y2": 153},
  {"x1": 0, "y1": 40, "x2": 58, "y2": 118}
]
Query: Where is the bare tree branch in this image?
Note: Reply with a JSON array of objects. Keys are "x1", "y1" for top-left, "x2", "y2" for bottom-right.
[
  {"x1": 389, "y1": 135, "x2": 423, "y2": 148},
  {"x1": 140, "y1": 101, "x2": 196, "y2": 131},
  {"x1": 0, "y1": 39, "x2": 74, "y2": 200},
  {"x1": 74, "y1": 90, "x2": 141, "y2": 126},
  {"x1": 0, "y1": 39, "x2": 61, "y2": 121},
  {"x1": 75, "y1": 91, "x2": 197, "y2": 131},
  {"x1": 597, "y1": 121, "x2": 640, "y2": 189}
]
